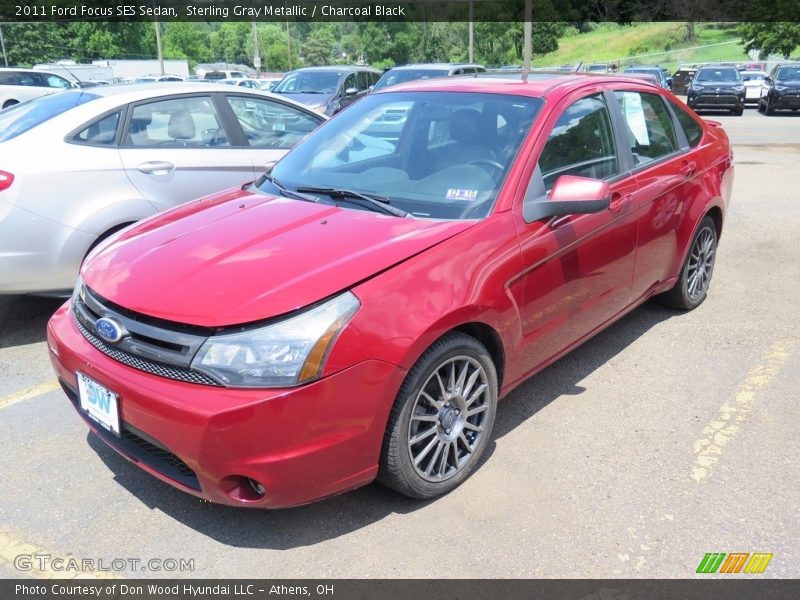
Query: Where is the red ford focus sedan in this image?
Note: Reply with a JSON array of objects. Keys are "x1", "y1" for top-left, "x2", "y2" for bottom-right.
[{"x1": 48, "y1": 74, "x2": 733, "y2": 508}]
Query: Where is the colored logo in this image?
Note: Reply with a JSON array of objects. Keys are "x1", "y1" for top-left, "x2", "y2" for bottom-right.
[
  {"x1": 696, "y1": 552, "x2": 773, "y2": 574},
  {"x1": 95, "y1": 317, "x2": 126, "y2": 343}
]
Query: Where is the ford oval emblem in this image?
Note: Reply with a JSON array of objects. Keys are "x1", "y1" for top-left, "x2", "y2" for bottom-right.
[{"x1": 95, "y1": 317, "x2": 125, "y2": 343}]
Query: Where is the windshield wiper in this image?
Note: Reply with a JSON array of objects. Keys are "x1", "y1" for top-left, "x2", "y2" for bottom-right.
[
  {"x1": 260, "y1": 175, "x2": 321, "y2": 203},
  {"x1": 298, "y1": 90, "x2": 324, "y2": 94},
  {"x1": 295, "y1": 186, "x2": 408, "y2": 217}
]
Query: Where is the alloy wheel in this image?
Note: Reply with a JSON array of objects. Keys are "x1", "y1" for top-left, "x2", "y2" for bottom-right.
[
  {"x1": 686, "y1": 226, "x2": 715, "y2": 301},
  {"x1": 407, "y1": 356, "x2": 490, "y2": 482}
]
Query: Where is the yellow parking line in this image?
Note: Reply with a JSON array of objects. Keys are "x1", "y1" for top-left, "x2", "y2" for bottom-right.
[
  {"x1": 0, "y1": 381, "x2": 60, "y2": 411},
  {"x1": 0, "y1": 530, "x2": 117, "y2": 579},
  {"x1": 691, "y1": 339, "x2": 796, "y2": 483}
]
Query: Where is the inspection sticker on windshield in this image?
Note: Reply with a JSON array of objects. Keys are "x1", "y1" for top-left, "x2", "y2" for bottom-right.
[{"x1": 446, "y1": 189, "x2": 479, "y2": 201}]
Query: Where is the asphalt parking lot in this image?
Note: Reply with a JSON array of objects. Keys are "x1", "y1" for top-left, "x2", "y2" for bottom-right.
[{"x1": 1, "y1": 106, "x2": 798, "y2": 579}]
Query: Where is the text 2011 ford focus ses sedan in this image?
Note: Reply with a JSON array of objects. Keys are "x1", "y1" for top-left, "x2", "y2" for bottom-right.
[{"x1": 48, "y1": 74, "x2": 733, "y2": 508}]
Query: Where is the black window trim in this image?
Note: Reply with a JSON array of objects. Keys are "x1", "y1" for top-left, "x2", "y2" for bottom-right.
[{"x1": 64, "y1": 107, "x2": 125, "y2": 148}]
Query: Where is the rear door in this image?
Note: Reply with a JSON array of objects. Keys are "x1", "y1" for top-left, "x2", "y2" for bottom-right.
[
  {"x1": 118, "y1": 93, "x2": 255, "y2": 211},
  {"x1": 609, "y1": 88, "x2": 701, "y2": 300}
]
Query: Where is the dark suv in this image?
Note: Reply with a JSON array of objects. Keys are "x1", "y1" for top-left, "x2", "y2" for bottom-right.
[
  {"x1": 272, "y1": 66, "x2": 381, "y2": 116},
  {"x1": 759, "y1": 63, "x2": 800, "y2": 115},
  {"x1": 686, "y1": 66, "x2": 745, "y2": 115}
]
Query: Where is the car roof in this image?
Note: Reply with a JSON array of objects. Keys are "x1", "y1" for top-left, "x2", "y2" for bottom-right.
[
  {"x1": 387, "y1": 63, "x2": 483, "y2": 71},
  {"x1": 66, "y1": 82, "x2": 324, "y2": 116},
  {"x1": 0, "y1": 67, "x2": 67, "y2": 76},
  {"x1": 373, "y1": 72, "x2": 663, "y2": 97},
  {"x1": 287, "y1": 65, "x2": 380, "y2": 74}
]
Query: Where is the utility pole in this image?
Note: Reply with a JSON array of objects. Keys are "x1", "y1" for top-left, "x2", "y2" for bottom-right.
[
  {"x1": 0, "y1": 24, "x2": 8, "y2": 67},
  {"x1": 468, "y1": 1, "x2": 473, "y2": 63},
  {"x1": 154, "y1": 21, "x2": 164, "y2": 75},
  {"x1": 252, "y1": 22, "x2": 261, "y2": 74},
  {"x1": 523, "y1": 0, "x2": 531, "y2": 82},
  {"x1": 285, "y1": 18, "x2": 292, "y2": 70}
]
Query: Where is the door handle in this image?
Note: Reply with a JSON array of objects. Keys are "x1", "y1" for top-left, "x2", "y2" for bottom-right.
[
  {"x1": 680, "y1": 160, "x2": 697, "y2": 177},
  {"x1": 137, "y1": 161, "x2": 175, "y2": 176},
  {"x1": 609, "y1": 193, "x2": 631, "y2": 213}
]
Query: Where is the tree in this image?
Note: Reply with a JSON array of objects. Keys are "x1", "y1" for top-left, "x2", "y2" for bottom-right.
[
  {"x1": 740, "y1": 23, "x2": 800, "y2": 59},
  {"x1": 162, "y1": 23, "x2": 212, "y2": 65}
]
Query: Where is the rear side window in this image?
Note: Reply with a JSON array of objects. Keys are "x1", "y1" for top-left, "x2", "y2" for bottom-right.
[
  {"x1": 669, "y1": 100, "x2": 703, "y2": 148},
  {"x1": 125, "y1": 96, "x2": 228, "y2": 148},
  {"x1": 0, "y1": 91, "x2": 99, "y2": 143},
  {"x1": 614, "y1": 91, "x2": 678, "y2": 166},
  {"x1": 538, "y1": 94, "x2": 619, "y2": 189},
  {"x1": 72, "y1": 112, "x2": 120, "y2": 145}
]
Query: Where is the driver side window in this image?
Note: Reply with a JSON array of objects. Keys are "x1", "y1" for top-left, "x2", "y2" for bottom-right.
[{"x1": 537, "y1": 94, "x2": 619, "y2": 191}]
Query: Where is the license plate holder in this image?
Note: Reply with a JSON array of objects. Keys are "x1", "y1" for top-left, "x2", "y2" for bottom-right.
[{"x1": 77, "y1": 372, "x2": 120, "y2": 436}]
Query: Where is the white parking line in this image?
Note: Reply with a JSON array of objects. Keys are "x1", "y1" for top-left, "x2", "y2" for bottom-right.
[
  {"x1": 0, "y1": 381, "x2": 60, "y2": 411},
  {"x1": 691, "y1": 339, "x2": 796, "y2": 483}
]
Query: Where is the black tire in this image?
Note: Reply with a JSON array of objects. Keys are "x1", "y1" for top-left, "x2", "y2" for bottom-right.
[
  {"x1": 659, "y1": 215, "x2": 718, "y2": 310},
  {"x1": 732, "y1": 108, "x2": 743, "y2": 116},
  {"x1": 378, "y1": 332, "x2": 498, "y2": 500},
  {"x1": 765, "y1": 97, "x2": 775, "y2": 115},
  {"x1": 758, "y1": 100, "x2": 765, "y2": 113}
]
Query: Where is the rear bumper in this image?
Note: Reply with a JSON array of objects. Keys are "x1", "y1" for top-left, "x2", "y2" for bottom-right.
[
  {"x1": 0, "y1": 200, "x2": 93, "y2": 294},
  {"x1": 47, "y1": 303, "x2": 406, "y2": 508}
]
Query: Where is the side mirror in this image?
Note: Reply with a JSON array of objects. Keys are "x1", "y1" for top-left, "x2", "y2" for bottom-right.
[
  {"x1": 344, "y1": 87, "x2": 358, "y2": 97},
  {"x1": 666, "y1": 77, "x2": 673, "y2": 88},
  {"x1": 524, "y1": 175, "x2": 610, "y2": 222}
]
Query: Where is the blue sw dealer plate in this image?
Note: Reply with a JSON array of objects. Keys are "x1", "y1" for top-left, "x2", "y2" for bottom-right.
[{"x1": 76, "y1": 372, "x2": 120, "y2": 436}]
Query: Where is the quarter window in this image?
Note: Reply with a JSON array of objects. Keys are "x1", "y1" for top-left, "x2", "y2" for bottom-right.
[
  {"x1": 73, "y1": 112, "x2": 120, "y2": 145},
  {"x1": 615, "y1": 91, "x2": 678, "y2": 165},
  {"x1": 669, "y1": 99, "x2": 703, "y2": 148},
  {"x1": 537, "y1": 94, "x2": 619, "y2": 190}
]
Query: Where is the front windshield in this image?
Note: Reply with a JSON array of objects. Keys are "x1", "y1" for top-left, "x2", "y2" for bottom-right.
[
  {"x1": 741, "y1": 72, "x2": 766, "y2": 82},
  {"x1": 695, "y1": 68, "x2": 741, "y2": 82},
  {"x1": 263, "y1": 91, "x2": 543, "y2": 220},
  {"x1": 274, "y1": 71, "x2": 343, "y2": 94},
  {"x1": 776, "y1": 66, "x2": 800, "y2": 81},
  {"x1": 373, "y1": 69, "x2": 450, "y2": 91},
  {"x1": 0, "y1": 91, "x2": 98, "y2": 143}
]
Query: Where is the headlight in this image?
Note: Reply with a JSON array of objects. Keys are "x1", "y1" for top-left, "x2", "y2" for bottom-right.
[
  {"x1": 732, "y1": 85, "x2": 744, "y2": 92},
  {"x1": 191, "y1": 292, "x2": 360, "y2": 388},
  {"x1": 71, "y1": 275, "x2": 84, "y2": 309},
  {"x1": 691, "y1": 84, "x2": 704, "y2": 91},
  {"x1": 775, "y1": 85, "x2": 788, "y2": 92}
]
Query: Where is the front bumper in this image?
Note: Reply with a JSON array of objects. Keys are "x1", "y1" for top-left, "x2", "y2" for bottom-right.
[
  {"x1": 771, "y1": 92, "x2": 800, "y2": 109},
  {"x1": 688, "y1": 92, "x2": 745, "y2": 110},
  {"x1": 47, "y1": 303, "x2": 406, "y2": 508}
]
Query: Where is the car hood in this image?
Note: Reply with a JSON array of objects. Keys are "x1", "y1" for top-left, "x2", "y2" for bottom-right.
[
  {"x1": 275, "y1": 92, "x2": 333, "y2": 108},
  {"x1": 83, "y1": 188, "x2": 474, "y2": 327}
]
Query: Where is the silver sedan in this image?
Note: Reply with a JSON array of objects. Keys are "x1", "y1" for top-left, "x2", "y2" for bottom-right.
[{"x1": 0, "y1": 83, "x2": 325, "y2": 294}]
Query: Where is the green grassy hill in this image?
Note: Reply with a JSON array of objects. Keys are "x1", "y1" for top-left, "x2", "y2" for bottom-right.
[{"x1": 530, "y1": 23, "x2": 753, "y2": 72}]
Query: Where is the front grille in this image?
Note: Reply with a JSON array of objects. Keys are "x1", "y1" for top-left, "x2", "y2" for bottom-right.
[
  {"x1": 74, "y1": 313, "x2": 220, "y2": 386},
  {"x1": 60, "y1": 380, "x2": 201, "y2": 491},
  {"x1": 695, "y1": 94, "x2": 738, "y2": 105}
]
